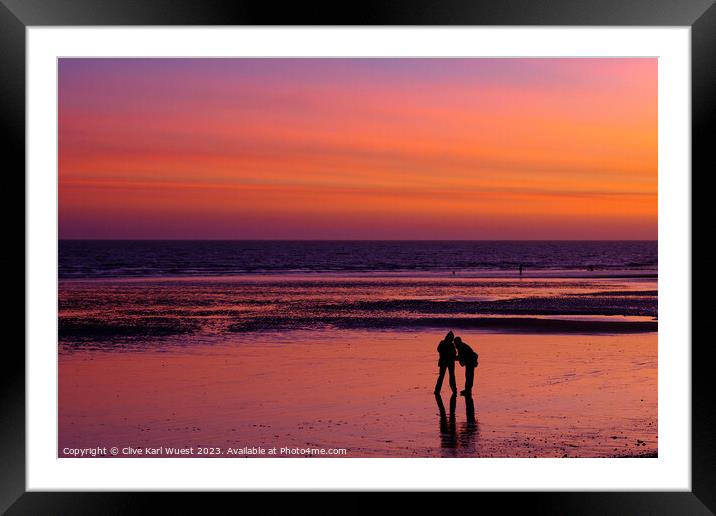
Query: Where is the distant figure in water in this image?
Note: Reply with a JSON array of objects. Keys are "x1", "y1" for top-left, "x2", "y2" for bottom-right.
[
  {"x1": 434, "y1": 331, "x2": 458, "y2": 395},
  {"x1": 454, "y1": 336, "x2": 479, "y2": 396},
  {"x1": 519, "y1": 264, "x2": 523, "y2": 276}
]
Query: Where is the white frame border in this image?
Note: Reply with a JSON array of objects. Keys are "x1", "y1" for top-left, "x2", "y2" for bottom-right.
[{"x1": 27, "y1": 26, "x2": 690, "y2": 491}]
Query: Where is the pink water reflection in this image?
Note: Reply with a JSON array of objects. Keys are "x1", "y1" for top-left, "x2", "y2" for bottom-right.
[{"x1": 59, "y1": 330, "x2": 656, "y2": 457}]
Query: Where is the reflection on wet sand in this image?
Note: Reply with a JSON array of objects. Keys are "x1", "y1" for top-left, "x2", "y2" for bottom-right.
[
  {"x1": 59, "y1": 331, "x2": 657, "y2": 458},
  {"x1": 436, "y1": 393, "x2": 478, "y2": 456},
  {"x1": 459, "y1": 395, "x2": 478, "y2": 453},
  {"x1": 435, "y1": 393, "x2": 457, "y2": 450}
]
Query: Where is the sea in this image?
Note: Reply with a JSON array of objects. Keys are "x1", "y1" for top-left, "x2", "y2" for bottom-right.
[
  {"x1": 58, "y1": 240, "x2": 658, "y2": 349},
  {"x1": 60, "y1": 240, "x2": 656, "y2": 279}
]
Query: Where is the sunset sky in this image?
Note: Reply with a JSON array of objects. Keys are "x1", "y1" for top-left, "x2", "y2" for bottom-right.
[{"x1": 58, "y1": 58, "x2": 657, "y2": 240}]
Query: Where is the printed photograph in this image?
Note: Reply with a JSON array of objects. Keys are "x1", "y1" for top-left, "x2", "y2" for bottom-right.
[{"x1": 58, "y1": 58, "x2": 657, "y2": 458}]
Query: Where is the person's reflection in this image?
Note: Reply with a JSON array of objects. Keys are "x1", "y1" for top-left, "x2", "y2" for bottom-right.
[
  {"x1": 435, "y1": 393, "x2": 457, "y2": 450},
  {"x1": 458, "y1": 394, "x2": 479, "y2": 453}
]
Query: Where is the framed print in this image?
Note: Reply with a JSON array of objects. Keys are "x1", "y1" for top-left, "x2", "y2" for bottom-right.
[{"x1": 4, "y1": 0, "x2": 712, "y2": 513}]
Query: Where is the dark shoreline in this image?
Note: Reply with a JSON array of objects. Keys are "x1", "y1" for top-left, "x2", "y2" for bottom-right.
[
  {"x1": 59, "y1": 317, "x2": 657, "y2": 346},
  {"x1": 228, "y1": 316, "x2": 657, "y2": 335}
]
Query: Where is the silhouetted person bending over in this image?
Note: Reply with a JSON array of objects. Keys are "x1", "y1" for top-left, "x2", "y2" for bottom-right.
[
  {"x1": 434, "y1": 331, "x2": 458, "y2": 395},
  {"x1": 454, "y1": 336, "x2": 479, "y2": 396}
]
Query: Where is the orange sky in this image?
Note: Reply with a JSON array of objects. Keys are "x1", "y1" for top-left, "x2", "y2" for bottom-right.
[{"x1": 59, "y1": 58, "x2": 657, "y2": 239}]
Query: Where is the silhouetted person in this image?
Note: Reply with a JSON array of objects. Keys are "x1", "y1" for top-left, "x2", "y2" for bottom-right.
[
  {"x1": 454, "y1": 336, "x2": 478, "y2": 396},
  {"x1": 434, "y1": 331, "x2": 457, "y2": 395},
  {"x1": 435, "y1": 392, "x2": 457, "y2": 449},
  {"x1": 519, "y1": 264, "x2": 523, "y2": 276}
]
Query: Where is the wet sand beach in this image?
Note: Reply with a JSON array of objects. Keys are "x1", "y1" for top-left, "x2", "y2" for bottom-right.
[
  {"x1": 59, "y1": 329, "x2": 657, "y2": 458},
  {"x1": 58, "y1": 241, "x2": 658, "y2": 458}
]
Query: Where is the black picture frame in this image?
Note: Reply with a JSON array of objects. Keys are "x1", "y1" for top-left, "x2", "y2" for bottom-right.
[{"x1": 3, "y1": 0, "x2": 711, "y2": 513}]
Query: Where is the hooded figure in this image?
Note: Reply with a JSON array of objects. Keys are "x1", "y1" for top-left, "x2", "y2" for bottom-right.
[{"x1": 434, "y1": 331, "x2": 457, "y2": 395}]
